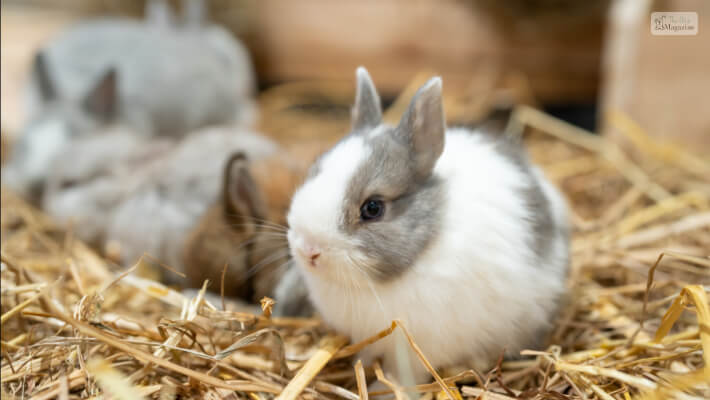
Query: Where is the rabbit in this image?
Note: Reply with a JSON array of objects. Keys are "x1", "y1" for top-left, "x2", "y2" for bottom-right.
[
  {"x1": 182, "y1": 136, "x2": 333, "y2": 302},
  {"x1": 276, "y1": 68, "x2": 570, "y2": 384},
  {"x1": 104, "y1": 126, "x2": 277, "y2": 285},
  {"x1": 2, "y1": 0, "x2": 255, "y2": 201},
  {"x1": 182, "y1": 150, "x2": 308, "y2": 302},
  {"x1": 41, "y1": 128, "x2": 175, "y2": 247}
]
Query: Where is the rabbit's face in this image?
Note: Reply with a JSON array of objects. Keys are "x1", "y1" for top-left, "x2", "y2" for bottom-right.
[
  {"x1": 287, "y1": 68, "x2": 446, "y2": 287},
  {"x1": 4, "y1": 54, "x2": 119, "y2": 201}
]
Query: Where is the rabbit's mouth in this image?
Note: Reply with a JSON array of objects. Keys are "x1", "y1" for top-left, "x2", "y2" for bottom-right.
[{"x1": 287, "y1": 227, "x2": 375, "y2": 286}]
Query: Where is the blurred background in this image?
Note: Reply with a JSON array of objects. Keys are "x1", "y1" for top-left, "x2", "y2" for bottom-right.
[{"x1": 1, "y1": 0, "x2": 707, "y2": 148}]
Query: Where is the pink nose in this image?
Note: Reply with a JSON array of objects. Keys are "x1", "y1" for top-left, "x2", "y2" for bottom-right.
[{"x1": 300, "y1": 245, "x2": 321, "y2": 267}]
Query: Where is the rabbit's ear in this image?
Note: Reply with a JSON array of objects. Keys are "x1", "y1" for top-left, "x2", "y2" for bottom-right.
[
  {"x1": 145, "y1": 0, "x2": 176, "y2": 27},
  {"x1": 351, "y1": 67, "x2": 382, "y2": 131},
  {"x1": 182, "y1": 0, "x2": 206, "y2": 29},
  {"x1": 396, "y1": 77, "x2": 445, "y2": 180},
  {"x1": 223, "y1": 152, "x2": 266, "y2": 229},
  {"x1": 83, "y1": 68, "x2": 118, "y2": 121},
  {"x1": 33, "y1": 51, "x2": 56, "y2": 102}
]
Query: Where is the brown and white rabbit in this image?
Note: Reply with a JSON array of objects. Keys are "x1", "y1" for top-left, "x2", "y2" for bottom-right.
[{"x1": 277, "y1": 68, "x2": 570, "y2": 383}]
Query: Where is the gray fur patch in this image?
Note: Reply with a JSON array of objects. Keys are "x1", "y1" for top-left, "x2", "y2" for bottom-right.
[
  {"x1": 273, "y1": 262, "x2": 314, "y2": 317},
  {"x1": 339, "y1": 128, "x2": 444, "y2": 282}
]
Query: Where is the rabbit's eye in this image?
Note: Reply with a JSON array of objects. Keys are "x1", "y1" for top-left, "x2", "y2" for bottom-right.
[{"x1": 360, "y1": 198, "x2": 384, "y2": 221}]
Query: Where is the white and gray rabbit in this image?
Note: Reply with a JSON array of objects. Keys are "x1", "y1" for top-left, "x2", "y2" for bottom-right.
[
  {"x1": 277, "y1": 68, "x2": 570, "y2": 384},
  {"x1": 2, "y1": 0, "x2": 255, "y2": 199}
]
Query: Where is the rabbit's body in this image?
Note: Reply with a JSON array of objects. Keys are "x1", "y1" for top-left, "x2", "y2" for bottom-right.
[
  {"x1": 281, "y1": 68, "x2": 570, "y2": 383},
  {"x1": 41, "y1": 126, "x2": 277, "y2": 283},
  {"x1": 42, "y1": 129, "x2": 174, "y2": 246},
  {"x1": 26, "y1": 19, "x2": 253, "y2": 138}
]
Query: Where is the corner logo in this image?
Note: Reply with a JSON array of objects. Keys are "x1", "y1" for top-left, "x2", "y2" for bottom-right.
[{"x1": 651, "y1": 12, "x2": 698, "y2": 36}]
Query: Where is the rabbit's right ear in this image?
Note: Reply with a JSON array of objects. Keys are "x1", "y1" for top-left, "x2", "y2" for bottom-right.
[
  {"x1": 145, "y1": 0, "x2": 176, "y2": 27},
  {"x1": 223, "y1": 152, "x2": 266, "y2": 228},
  {"x1": 396, "y1": 77, "x2": 445, "y2": 181},
  {"x1": 351, "y1": 67, "x2": 382, "y2": 131},
  {"x1": 33, "y1": 51, "x2": 56, "y2": 102}
]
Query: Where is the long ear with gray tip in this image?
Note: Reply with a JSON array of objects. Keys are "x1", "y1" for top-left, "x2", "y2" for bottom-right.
[
  {"x1": 33, "y1": 51, "x2": 56, "y2": 101},
  {"x1": 83, "y1": 68, "x2": 118, "y2": 121},
  {"x1": 351, "y1": 67, "x2": 382, "y2": 131},
  {"x1": 223, "y1": 152, "x2": 266, "y2": 229},
  {"x1": 397, "y1": 77, "x2": 445, "y2": 180}
]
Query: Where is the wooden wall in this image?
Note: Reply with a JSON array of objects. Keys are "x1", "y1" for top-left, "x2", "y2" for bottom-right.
[{"x1": 1, "y1": 1, "x2": 608, "y2": 136}]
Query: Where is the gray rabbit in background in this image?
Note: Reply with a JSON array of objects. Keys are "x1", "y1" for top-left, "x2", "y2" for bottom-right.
[
  {"x1": 42, "y1": 129, "x2": 174, "y2": 247},
  {"x1": 2, "y1": 0, "x2": 256, "y2": 201},
  {"x1": 42, "y1": 124, "x2": 278, "y2": 286}
]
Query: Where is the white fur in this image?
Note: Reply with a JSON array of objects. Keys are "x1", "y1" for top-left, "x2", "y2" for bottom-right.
[
  {"x1": 288, "y1": 127, "x2": 569, "y2": 383},
  {"x1": 366, "y1": 125, "x2": 388, "y2": 139}
]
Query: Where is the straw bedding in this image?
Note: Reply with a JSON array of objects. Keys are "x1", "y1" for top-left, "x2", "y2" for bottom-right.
[{"x1": 1, "y1": 102, "x2": 709, "y2": 399}]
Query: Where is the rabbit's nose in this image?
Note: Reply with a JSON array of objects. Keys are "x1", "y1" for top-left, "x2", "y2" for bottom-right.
[
  {"x1": 289, "y1": 229, "x2": 323, "y2": 267},
  {"x1": 301, "y1": 244, "x2": 321, "y2": 267},
  {"x1": 308, "y1": 251, "x2": 321, "y2": 265}
]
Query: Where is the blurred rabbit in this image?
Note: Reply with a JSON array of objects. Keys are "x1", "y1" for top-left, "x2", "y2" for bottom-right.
[
  {"x1": 182, "y1": 151, "x2": 306, "y2": 301},
  {"x1": 42, "y1": 129, "x2": 174, "y2": 248},
  {"x1": 181, "y1": 138, "x2": 333, "y2": 301},
  {"x1": 2, "y1": 0, "x2": 255, "y2": 200},
  {"x1": 104, "y1": 126, "x2": 277, "y2": 285}
]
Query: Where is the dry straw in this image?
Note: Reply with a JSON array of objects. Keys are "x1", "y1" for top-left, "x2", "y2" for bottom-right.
[{"x1": 1, "y1": 80, "x2": 709, "y2": 399}]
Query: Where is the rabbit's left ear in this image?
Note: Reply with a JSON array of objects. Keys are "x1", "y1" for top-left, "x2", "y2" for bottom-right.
[
  {"x1": 396, "y1": 77, "x2": 445, "y2": 180},
  {"x1": 351, "y1": 67, "x2": 382, "y2": 131},
  {"x1": 33, "y1": 51, "x2": 56, "y2": 102}
]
